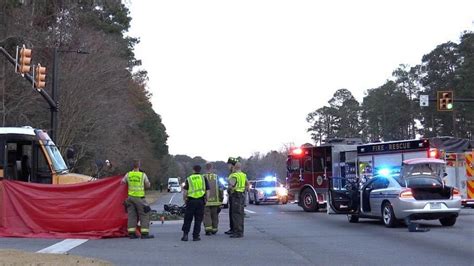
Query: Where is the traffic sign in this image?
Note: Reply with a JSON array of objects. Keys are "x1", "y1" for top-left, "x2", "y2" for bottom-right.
[{"x1": 419, "y1": 95, "x2": 429, "y2": 107}]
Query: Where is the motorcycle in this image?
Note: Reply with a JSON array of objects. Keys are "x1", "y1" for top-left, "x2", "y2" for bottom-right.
[{"x1": 163, "y1": 203, "x2": 186, "y2": 216}]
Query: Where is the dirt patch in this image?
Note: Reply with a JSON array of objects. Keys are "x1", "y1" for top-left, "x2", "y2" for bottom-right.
[
  {"x1": 145, "y1": 190, "x2": 161, "y2": 205},
  {"x1": 0, "y1": 249, "x2": 112, "y2": 265}
]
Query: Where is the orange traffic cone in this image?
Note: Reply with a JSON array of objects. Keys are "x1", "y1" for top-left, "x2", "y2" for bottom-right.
[{"x1": 135, "y1": 221, "x2": 142, "y2": 237}]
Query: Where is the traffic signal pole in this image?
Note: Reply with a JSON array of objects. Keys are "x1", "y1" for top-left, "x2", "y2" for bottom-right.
[
  {"x1": 51, "y1": 47, "x2": 59, "y2": 142},
  {"x1": 0, "y1": 46, "x2": 58, "y2": 131}
]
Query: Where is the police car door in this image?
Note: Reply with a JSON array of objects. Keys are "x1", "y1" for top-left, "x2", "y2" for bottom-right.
[
  {"x1": 368, "y1": 178, "x2": 390, "y2": 217},
  {"x1": 328, "y1": 176, "x2": 359, "y2": 214}
]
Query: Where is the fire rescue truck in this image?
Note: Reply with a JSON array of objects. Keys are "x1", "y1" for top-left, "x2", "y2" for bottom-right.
[{"x1": 286, "y1": 138, "x2": 361, "y2": 212}]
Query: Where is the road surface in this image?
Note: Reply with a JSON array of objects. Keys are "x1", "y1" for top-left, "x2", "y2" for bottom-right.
[{"x1": 1, "y1": 192, "x2": 473, "y2": 265}]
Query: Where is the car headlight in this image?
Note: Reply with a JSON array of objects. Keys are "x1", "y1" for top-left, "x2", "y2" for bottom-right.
[{"x1": 277, "y1": 187, "x2": 288, "y2": 196}]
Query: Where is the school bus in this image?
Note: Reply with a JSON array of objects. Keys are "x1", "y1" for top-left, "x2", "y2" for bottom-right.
[{"x1": 0, "y1": 126, "x2": 92, "y2": 184}]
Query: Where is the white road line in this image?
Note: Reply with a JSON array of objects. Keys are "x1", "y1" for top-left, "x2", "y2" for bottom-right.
[
  {"x1": 169, "y1": 193, "x2": 176, "y2": 204},
  {"x1": 37, "y1": 239, "x2": 88, "y2": 254},
  {"x1": 244, "y1": 208, "x2": 256, "y2": 214}
]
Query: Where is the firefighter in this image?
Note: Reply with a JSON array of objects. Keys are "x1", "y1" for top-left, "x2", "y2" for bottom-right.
[
  {"x1": 203, "y1": 163, "x2": 222, "y2": 235},
  {"x1": 181, "y1": 165, "x2": 210, "y2": 241},
  {"x1": 121, "y1": 159, "x2": 154, "y2": 239},
  {"x1": 227, "y1": 157, "x2": 248, "y2": 238}
]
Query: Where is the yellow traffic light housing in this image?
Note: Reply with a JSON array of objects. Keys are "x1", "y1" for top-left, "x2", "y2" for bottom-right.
[
  {"x1": 34, "y1": 64, "x2": 47, "y2": 89},
  {"x1": 18, "y1": 46, "x2": 32, "y2": 74},
  {"x1": 437, "y1": 91, "x2": 453, "y2": 111}
]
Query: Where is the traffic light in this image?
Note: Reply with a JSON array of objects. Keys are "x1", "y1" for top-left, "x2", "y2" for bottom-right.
[
  {"x1": 17, "y1": 46, "x2": 32, "y2": 74},
  {"x1": 437, "y1": 91, "x2": 453, "y2": 111},
  {"x1": 34, "y1": 64, "x2": 47, "y2": 89}
]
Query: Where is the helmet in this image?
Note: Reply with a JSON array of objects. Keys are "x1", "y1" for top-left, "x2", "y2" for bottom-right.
[{"x1": 227, "y1": 157, "x2": 238, "y2": 166}]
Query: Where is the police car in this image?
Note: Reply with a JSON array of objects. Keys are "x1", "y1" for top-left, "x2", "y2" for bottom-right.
[
  {"x1": 248, "y1": 176, "x2": 288, "y2": 205},
  {"x1": 329, "y1": 158, "x2": 461, "y2": 227}
]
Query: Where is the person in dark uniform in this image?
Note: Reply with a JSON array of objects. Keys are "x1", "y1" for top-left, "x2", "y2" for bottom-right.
[
  {"x1": 227, "y1": 157, "x2": 248, "y2": 238},
  {"x1": 181, "y1": 165, "x2": 209, "y2": 241}
]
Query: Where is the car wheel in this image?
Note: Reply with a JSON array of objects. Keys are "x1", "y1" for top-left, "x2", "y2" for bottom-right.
[
  {"x1": 223, "y1": 203, "x2": 229, "y2": 209},
  {"x1": 382, "y1": 202, "x2": 397, "y2": 228},
  {"x1": 347, "y1": 214, "x2": 359, "y2": 223},
  {"x1": 301, "y1": 188, "x2": 318, "y2": 212},
  {"x1": 439, "y1": 216, "x2": 457, "y2": 226},
  {"x1": 254, "y1": 193, "x2": 260, "y2": 205}
]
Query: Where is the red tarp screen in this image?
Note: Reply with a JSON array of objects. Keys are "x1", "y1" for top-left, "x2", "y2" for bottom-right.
[{"x1": 0, "y1": 176, "x2": 128, "y2": 239}]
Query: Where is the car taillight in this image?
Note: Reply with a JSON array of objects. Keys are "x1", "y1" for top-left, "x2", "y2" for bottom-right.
[
  {"x1": 452, "y1": 188, "x2": 461, "y2": 199},
  {"x1": 428, "y1": 148, "x2": 440, "y2": 158},
  {"x1": 399, "y1": 189, "x2": 414, "y2": 199}
]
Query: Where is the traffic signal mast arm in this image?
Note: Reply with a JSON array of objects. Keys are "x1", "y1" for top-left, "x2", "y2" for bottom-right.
[
  {"x1": 0, "y1": 46, "x2": 58, "y2": 111},
  {"x1": 415, "y1": 96, "x2": 474, "y2": 103}
]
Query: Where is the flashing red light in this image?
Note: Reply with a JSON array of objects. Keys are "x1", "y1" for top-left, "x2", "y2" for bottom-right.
[
  {"x1": 428, "y1": 148, "x2": 439, "y2": 158},
  {"x1": 292, "y1": 148, "x2": 303, "y2": 156}
]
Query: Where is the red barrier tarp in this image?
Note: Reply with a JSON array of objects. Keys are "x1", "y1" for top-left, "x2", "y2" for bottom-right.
[{"x1": 0, "y1": 176, "x2": 127, "y2": 239}]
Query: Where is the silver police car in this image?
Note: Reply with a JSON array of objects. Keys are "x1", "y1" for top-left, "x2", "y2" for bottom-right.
[
  {"x1": 329, "y1": 158, "x2": 462, "y2": 227},
  {"x1": 248, "y1": 177, "x2": 288, "y2": 205}
]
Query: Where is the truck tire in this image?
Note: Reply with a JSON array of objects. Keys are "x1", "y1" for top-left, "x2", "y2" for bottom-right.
[
  {"x1": 301, "y1": 188, "x2": 318, "y2": 212},
  {"x1": 439, "y1": 216, "x2": 457, "y2": 226},
  {"x1": 382, "y1": 202, "x2": 397, "y2": 228}
]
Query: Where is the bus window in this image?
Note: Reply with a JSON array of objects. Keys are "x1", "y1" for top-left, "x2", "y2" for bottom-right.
[{"x1": 5, "y1": 141, "x2": 33, "y2": 182}]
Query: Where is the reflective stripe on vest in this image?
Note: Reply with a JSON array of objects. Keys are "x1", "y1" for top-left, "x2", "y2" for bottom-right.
[
  {"x1": 188, "y1": 174, "x2": 205, "y2": 198},
  {"x1": 230, "y1": 171, "x2": 247, "y2": 192},
  {"x1": 128, "y1": 171, "x2": 145, "y2": 197},
  {"x1": 205, "y1": 173, "x2": 221, "y2": 206}
]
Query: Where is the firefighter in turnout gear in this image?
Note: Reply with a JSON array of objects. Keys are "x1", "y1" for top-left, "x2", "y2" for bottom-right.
[
  {"x1": 203, "y1": 163, "x2": 223, "y2": 235},
  {"x1": 227, "y1": 157, "x2": 248, "y2": 238},
  {"x1": 181, "y1": 165, "x2": 210, "y2": 241},
  {"x1": 121, "y1": 159, "x2": 154, "y2": 239}
]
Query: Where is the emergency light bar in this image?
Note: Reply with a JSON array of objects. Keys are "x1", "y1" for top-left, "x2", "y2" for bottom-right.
[{"x1": 292, "y1": 148, "x2": 303, "y2": 155}]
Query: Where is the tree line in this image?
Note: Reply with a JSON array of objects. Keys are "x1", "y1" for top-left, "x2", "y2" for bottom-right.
[
  {"x1": 0, "y1": 0, "x2": 169, "y2": 188},
  {"x1": 307, "y1": 31, "x2": 474, "y2": 144},
  {"x1": 166, "y1": 150, "x2": 288, "y2": 183}
]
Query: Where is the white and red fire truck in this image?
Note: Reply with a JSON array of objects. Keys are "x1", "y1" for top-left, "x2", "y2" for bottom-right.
[
  {"x1": 287, "y1": 137, "x2": 474, "y2": 212},
  {"x1": 286, "y1": 138, "x2": 361, "y2": 212}
]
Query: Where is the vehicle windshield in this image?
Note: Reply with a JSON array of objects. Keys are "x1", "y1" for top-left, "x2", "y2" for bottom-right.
[
  {"x1": 36, "y1": 130, "x2": 69, "y2": 173},
  {"x1": 169, "y1": 181, "x2": 179, "y2": 186},
  {"x1": 170, "y1": 183, "x2": 180, "y2": 187},
  {"x1": 256, "y1": 181, "x2": 277, "y2": 188}
]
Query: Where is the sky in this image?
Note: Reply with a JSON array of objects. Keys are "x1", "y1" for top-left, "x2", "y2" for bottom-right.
[{"x1": 127, "y1": 0, "x2": 474, "y2": 162}]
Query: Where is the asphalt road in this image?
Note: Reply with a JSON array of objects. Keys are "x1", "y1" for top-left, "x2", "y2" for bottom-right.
[{"x1": 1, "y1": 192, "x2": 473, "y2": 266}]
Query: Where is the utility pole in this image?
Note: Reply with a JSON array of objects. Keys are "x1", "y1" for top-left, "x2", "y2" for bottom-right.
[
  {"x1": 50, "y1": 47, "x2": 59, "y2": 143},
  {"x1": 50, "y1": 48, "x2": 89, "y2": 143},
  {"x1": 0, "y1": 2, "x2": 6, "y2": 126}
]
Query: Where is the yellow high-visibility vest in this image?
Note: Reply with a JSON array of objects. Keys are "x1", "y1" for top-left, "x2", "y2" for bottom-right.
[
  {"x1": 128, "y1": 171, "x2": 145, "y2": 197},
  {"x1": 188, "y1": 174, "x2": 205, "y2": 198}
]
